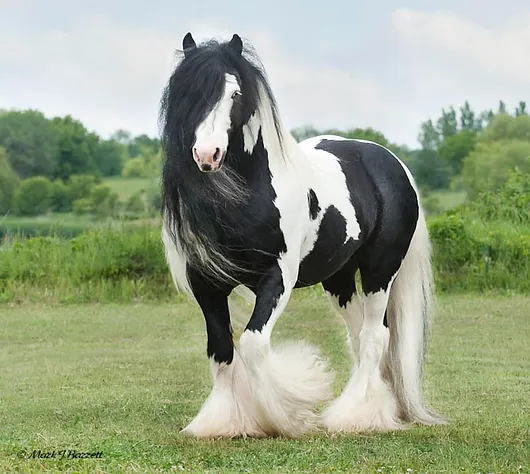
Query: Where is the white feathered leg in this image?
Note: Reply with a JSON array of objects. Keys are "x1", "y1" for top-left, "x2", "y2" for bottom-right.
[
  {"x1": 323, "y1": 288, "x2": 402, "y2": 432},
  {"x1": 181, "y1": 351, "x2": 268, "y2": 438},
  {"x1": 239, "y1": 259, "x2": 334, "y2": 438}
]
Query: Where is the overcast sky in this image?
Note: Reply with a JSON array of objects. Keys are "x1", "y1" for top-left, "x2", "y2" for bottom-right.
[{"x1": 1, "y1": 1, "x2": 529, "y2": 147}]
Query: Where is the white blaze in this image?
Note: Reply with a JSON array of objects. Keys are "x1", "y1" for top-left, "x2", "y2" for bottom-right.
[{"x1": 194, "y1": 73, "x2": 241, "y2": 153}]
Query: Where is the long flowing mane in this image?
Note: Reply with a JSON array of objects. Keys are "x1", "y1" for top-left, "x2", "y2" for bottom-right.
[{"x1": 159, "y1": 37, "x2": 284, "y2": 284}]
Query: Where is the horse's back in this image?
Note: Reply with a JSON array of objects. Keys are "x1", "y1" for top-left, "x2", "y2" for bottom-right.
[{"x1": 300, "y1": 135, "x2": 419, "y2": 228}]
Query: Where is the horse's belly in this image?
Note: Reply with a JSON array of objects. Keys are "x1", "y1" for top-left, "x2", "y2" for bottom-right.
[{"x1": 295, "y1": 205, "x2": 361, "y2": 287}]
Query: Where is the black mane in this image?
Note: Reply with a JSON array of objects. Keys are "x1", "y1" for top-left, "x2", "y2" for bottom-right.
[{"x1": 159, "y1": 36, "x2": 283, "y2": 285}]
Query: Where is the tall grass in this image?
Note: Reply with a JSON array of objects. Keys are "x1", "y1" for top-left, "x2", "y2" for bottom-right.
[
  {"x1": 1, "y1": 216, "x2": 529, "y2": 304},
  {"x1": 430, "y1": 214, "x2": 530, "y2": 293},
  {"x1": 0, "y1": 224, "x2": 176, "y2": 303}
]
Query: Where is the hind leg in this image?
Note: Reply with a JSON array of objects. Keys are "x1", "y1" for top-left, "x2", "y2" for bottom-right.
[
  {"x1": 323, "y1": 258, "x2": 364, "y2": 362},
  {"x1": 181, "y1": 268, "x2": 267, "y2": 439},
  {"x1": 322, "y1": 260, "x2": 402, "y2": 433},
  {"x1": 238, "y1": 258, "x2": 334, "y2": 438}
]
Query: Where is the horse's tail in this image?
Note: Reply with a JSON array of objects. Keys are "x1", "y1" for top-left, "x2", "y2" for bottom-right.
[{"x1": 385, "y1": 205, "x2": 445, "y2": 426}]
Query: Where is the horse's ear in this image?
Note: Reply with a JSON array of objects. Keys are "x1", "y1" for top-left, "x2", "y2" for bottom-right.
[
  {"x1": 182, "y1": 32, "x2": 196, "y2": 56},
  {"x1": 228, "y1": 34, "x2": 243, "y2": 55}
]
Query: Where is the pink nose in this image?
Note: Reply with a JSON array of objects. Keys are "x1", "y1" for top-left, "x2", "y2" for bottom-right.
[{"x1": 193, "y1": 145, "x2": 222, "y2": 171}]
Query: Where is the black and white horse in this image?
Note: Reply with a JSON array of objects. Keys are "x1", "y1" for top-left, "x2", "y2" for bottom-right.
[{"x1": 160, "y1": 33, "x2": 443, "y2": 439}]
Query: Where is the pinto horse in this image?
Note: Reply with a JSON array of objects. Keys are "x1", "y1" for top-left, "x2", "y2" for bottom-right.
[{"x1": 160, "y1": 32, "x2": 443, "y2": 439}]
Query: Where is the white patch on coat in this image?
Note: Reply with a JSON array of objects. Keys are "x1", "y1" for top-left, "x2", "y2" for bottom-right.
[{"x1": 194, "y1": 73, "x2": 241, "y2": 153}]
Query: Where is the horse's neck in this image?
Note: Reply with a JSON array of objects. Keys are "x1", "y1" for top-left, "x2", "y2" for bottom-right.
[{"x1": 242, "y1": 108, "x2": 306, "y2": 173}]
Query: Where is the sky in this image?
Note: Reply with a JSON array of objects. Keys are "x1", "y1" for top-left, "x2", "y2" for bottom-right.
[{"x1": 1, "y1": 1, "x2": 529, "y2": 147}]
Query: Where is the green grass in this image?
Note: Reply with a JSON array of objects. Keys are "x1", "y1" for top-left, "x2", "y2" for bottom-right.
[
  {"x1": 0, "y1": 213, "x2": 98, "y2": 239},
  {"x1": 0, "y1": 294, "x2": 528, "y2": 473},
  {"x1": 103, "y1": 177, "x2": 153, "y2": 200}
]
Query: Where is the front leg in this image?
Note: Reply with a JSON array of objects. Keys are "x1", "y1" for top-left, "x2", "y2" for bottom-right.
[
  {"x1": 181, "y1": 268, "x2": 267, "y2": 439},
  {"x1": 239, "y1": 259, "x2": 334, "y2": 438}
]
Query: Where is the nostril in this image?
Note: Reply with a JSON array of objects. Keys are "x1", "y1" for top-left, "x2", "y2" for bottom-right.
[{"x1": 213, "y1": 147, "x2": 220, "y2": 162}]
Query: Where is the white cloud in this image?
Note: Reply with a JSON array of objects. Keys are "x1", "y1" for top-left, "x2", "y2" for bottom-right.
[
  {"x1": 0, "y1": 15, "x2": 404, "y2": 143},
  {"x1": 392, "y1": 9, "x2": 530, "y2": 84},
  {"x1": 0, "y1": 14, "x2": 179, "y2": 137},
  {"x1": 391, "y1": 9, "x2": 530, "y2": 122}
]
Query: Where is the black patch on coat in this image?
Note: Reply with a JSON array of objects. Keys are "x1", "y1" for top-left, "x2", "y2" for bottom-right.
[
  {"x1": 321, "y1": 256, "x2": 359, "y2": 308},
  {"x1": 307, "y1": 188, "x2": 320, "y2": 220},
  {"x1": 245, "y1": 261, "x2": 285, "y2": 332},
  {"x1": 296, "y1": 205, "x2": 360, "y2": 287}
]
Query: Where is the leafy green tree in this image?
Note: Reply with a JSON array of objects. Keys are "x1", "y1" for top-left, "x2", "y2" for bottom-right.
[
  {"x1": 479, "y1": 113, "x2": 530, "y2": 143},
  {"x1": 515, "y1": 101, "x2": 527, "y2": 116},
  {"x1": 127, "y1": 134, "x2": 160, "y2": 159},
  {"x1": 110, "y1": 129, "x2": 132, "y2": 144},
  {"x1": 407, "y1": 149, "x2": 450, "y2": 190},
  {"x1": 94, "y1": 139, "x2": 126, "y2": 176},
  {"x1": 477, "y1": 109, "x2": 495, "y2": 131},
  {"x1": 52, "y1": 115, "x2": 99, "y2": 180},
  {"x1": 122, "y1": 157, "x2": 149, "y2": 178},
  {"x1": 0, "y1": 110, "x2": 58, "y2": 178},
  {"x1": 459, "y1": 101, "x2": 477, "y2": 131},
  {"x1": 498, "y1": 100, "x2": 507, "y2": 114},
  {"x1": 0, "y1": 147, "x2": 20, "y2": 213},
  {"x1": 121, "y1": 149, "x2": 161, "y2": 178},
  {"x1": 436, "y1": 107, "x2": 458, "y2": 139},
  {"x1": 462, "y1": 140, "x2": 530, "y2": 198},
  {"x1": 437, "y1": 129, "x2": 477, "y2": 175},
  {"x1": 13, "y1": 176, "x2": 53, "y2": 216},
  {"x1": 418, "y1": 119, "x2": 441, "y2": 150}
]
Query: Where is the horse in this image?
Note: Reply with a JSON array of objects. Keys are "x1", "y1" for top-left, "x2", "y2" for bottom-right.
[{"x1": 159, "y1": 32, "x2": 444, "y2": 439}]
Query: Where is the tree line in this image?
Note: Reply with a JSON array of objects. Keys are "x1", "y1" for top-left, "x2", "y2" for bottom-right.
[
  {"x1": 1, "y1": 100, "x2": 529, "y2": 218},
  {"x1": 0, "y1": 110, "x2": 162, "y2": 217}
]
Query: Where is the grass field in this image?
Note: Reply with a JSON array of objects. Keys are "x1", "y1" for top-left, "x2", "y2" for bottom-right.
[
  {"x1": 103, "y1": 177, "x2": 153, "y2": 200},
  {"x1": 1, "y1": 293, "x2": 528, "y2": 473}
]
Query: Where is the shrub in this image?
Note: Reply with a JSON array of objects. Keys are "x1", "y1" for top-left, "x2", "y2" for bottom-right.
[
  {"x1": 468, "y1": 168, "x2": 530, "y2": 225},
  {"x1": 50, "y1": 179, "x2": 71, "y2": 212},
  {"x1": 0, "y1": 147, "x2": 20, "y2": 213},
  {"x1": 67, "y1": 174, "x2": 100, "y2": 203},
  {"x1": 72, "y1": 198, "x2": 94, "y2": 215},
  {"x1": 90, "y1": 184, "x2": 119, "y2": 217},
  {"x1": 462, "y1": 140, "x2": 530, "y2": 199},
  {"x1": 147, "y1": 183, "x2": 162, "y2": 214},
  {"x1": 126, "y1": 191, "x2": 146, "y2": 214},
  {"x1": 122, "y1": 157, "x2": 150, "y2": 178},
  {"x1": 428, "y1": 214, "x2": 530, "y2": 292},
  {"x1": 0, "y1": 224, "x2": 174, "y2": 302},
  {"x1": 12, "y1": 176, "x2": 53, "y2": 216}
]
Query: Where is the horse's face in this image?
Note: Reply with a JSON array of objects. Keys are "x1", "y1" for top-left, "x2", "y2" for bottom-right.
[
  {"x1": 181, "y1": 33, "x2": 248, "y2": 173},
  {"x1": 192, "y1": 73, "x2": 244, "y2": 173}
]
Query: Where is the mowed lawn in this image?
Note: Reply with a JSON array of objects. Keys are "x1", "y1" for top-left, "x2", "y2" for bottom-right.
[{"x1": 0, "y1": 294, "x2": 528, "y2": 474}]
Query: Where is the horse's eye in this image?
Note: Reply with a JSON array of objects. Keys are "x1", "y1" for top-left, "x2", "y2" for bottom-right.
[{"x1": 232, "y1": 91, "x2": 242, "y2": 99}]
